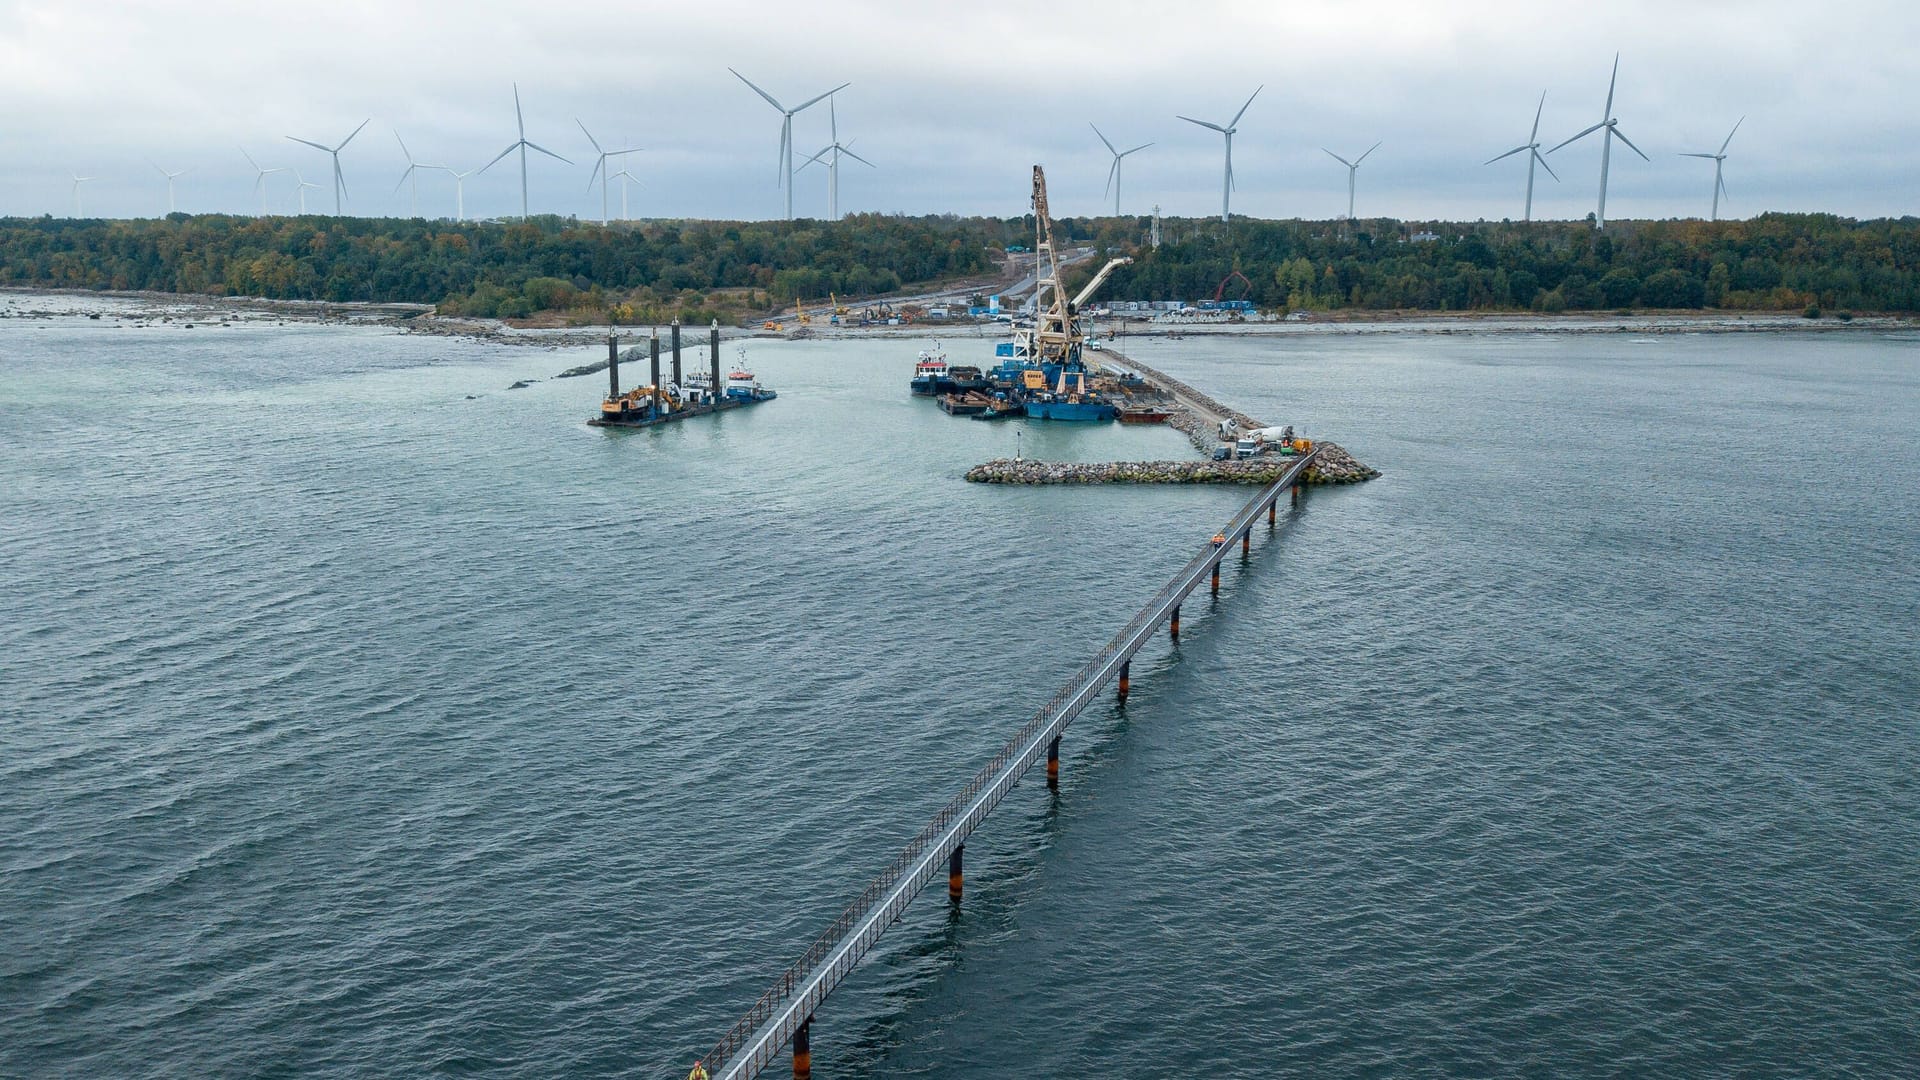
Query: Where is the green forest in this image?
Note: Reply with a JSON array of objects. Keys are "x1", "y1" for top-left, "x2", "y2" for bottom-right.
[{"x1": 2, "y1": 210, "x2": 1915, "y2": 321}]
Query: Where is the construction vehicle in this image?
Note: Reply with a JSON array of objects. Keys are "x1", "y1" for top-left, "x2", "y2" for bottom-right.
[
  {"x1": 830, "y1": 293, "x2": 848, "y2": 315},
  {"x1": 795, "y1": 300, "x2": 811, "y2": 326}
]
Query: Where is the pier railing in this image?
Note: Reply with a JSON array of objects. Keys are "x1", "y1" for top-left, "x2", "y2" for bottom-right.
[{"x1": 701, "y1": 450, "x2": 1319, "y2": 1078}]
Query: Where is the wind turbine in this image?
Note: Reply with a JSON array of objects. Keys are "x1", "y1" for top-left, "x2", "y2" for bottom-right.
[
  {"x1": 797, "y1": 96, "x2": 872, "y2": 220},
  {"x1": 149, "y1": 160, "x2": 189, "y2": 215},
  {"x1": 730, "y1": 68, "x2": 850, "y2": 220},
  {"x1": 427, "y1": 166, "x2": 476, "y2": 222},
  {"x1": 393, "y1": 133, "x2": 443, "y2": 218},
  {"x1": 286, "y1": 119, "x2": 370, "y2": 216},
  {"x1": 481, "y1": 84, "x2": 571, "y2": 222},
  {"x1": 1322, "y1": 141, "x2": 1380, "y2": 221},
  {"x1": 1680, "y1": 117, "x2": 1744, "y2": 221},
  {"x1": 1484, "y1": 91, "x2": 1559, "y2": 223},
  {"x1": 577, "y1": 120, "x2": 643, "y2": 226},
  {"x1": 610, "y1": 167, "x2": 641, "y2": 221},
  {"x1": 240, "y1": 147, "x2": 287, "y2": 216},
  {"x1": 1090, "y1": 123, "x2": 1151, "y2": 216},
  {"x1": 1548, "y1": 53, "x2": 1648, "y2": 229},
  {"x1": 70, "y1": 174, "x2": 95, "y2": 217},
  {"x1": 293, "y1": 170, "x2": 322, "y2": 215},
  {"x1": 1178, "y1": 85, "x2": 1261, "y2": 223}
]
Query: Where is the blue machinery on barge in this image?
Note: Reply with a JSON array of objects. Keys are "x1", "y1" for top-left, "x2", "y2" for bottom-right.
[{"x1": 694, "y1": 450, "x2": 1321, "y2": 1080}]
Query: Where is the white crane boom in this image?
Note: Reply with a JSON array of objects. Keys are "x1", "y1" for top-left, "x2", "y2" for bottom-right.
[{"x1": 1072, "y1": 256, "x2": 1133, "y2": 309}]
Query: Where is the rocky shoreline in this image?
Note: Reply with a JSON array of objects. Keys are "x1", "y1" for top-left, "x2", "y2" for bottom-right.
[{"x1": 965, "y1": 442, "x2": 1380, "y2": 485}]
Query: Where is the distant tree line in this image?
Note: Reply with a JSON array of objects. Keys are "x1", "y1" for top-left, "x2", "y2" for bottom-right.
[
  {"x1": 2, "y1": 210, "x2": 1915, "y2": 321},
  {"x1": 0, "y1": 213, "x2": 1009, "y2": 325},
  {"x1": 1072, "y1": 213, "x2": 1920, "y2": 315}
]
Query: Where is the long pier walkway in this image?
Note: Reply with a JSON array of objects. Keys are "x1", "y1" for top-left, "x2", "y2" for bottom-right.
[{"x1": 697, "y1": 450, "x2": 1321, "y2": 1080}]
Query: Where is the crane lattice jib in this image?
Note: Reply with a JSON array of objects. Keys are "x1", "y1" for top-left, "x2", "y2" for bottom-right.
[{"x1": 1030, "y1": 165, "x2": 1075, "y2": 363}]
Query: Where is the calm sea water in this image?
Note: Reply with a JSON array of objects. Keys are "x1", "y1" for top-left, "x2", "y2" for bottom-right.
[{"x1": 3, "y1": 299, "x2": 1916, "y2": 1078}]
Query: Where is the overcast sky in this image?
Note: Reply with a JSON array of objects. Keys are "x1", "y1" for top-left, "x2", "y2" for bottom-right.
[{"x1": 3, "y1": 0, "x2": 1915, "y2": 224}]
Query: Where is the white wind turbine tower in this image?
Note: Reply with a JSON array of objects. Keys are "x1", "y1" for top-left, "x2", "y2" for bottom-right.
[
  {"x1": 428, "y1": 166, "x2": 476, "y2": 222},
  {"x1": 393, "y1": 133, "x2": 443, "y2": 218},
  {"x1": 1548, "y1": 54, "x2": 1648, "y2": 229},
  {"x1": 730, "y1": 68, "x2": 850, "y2": 220},
  {"x1": 1322, "y1": 142, "x2": 1381, "y2": 221},
  {"x1": 293, "y1": 170, "x2": 322, "y2": 215},
  {"x1": 610, "y1": 167, "x2": 640, "y2": 221},
  {"x1": 1090, "y1": 123, "x2": 1151, "y2": 216},
  {"x1": 70, "y1": 174, "x2": 95, "y2": 217},
  {"x1": 241, "y1": 148, "x2": 287, "y2": 216},
  {"x1": 287, "y1": 119, "x2": 370, "y2": 216},
  {"x1": 1178, "y1": 86, "x2": 1261, "y2": 223},
  {"x1": 798, "y1": 96, "x2": 873, "y2": 220},
  {"x1": 577, "y1": 120, "x2": 643, "y2": 226},
  {"x1": 149, "y1": 160, "x2": 189, "y2": 215},
  {"x1": 482, "y1": 84, "x2": 571, "y2": 222},
  {"x1": 1680, "y1": 117, "x2": 1744, "y2": 222},
  {"x1": 1484, "y1": 92, "x2": 1558, "y2": 223}
]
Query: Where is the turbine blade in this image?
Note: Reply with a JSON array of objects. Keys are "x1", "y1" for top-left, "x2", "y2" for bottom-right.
[
  {"x1": 1612, "y1": 127, "x2": 1650, "y2": 161},
  {"x1": 730, "y1": 68, "x2": 786, "y2": 112},
  {"x1": 1547, "y1": 122, "x2": 1604, "y2": 153},
  {"x1": 524, "y1": 141, "x2": 572, "y2": 164},
  {"x1": 587, "y1": 156, "x2": 605, "y2": 191},
  {"x1": 1486, "y1": 145, "x2": 1530, "y2": 165},
  {"x1": 1090, "y1": 122, "x2": 1117, "y2": 155},
  {"x1": 1531, "y1": 89, "x2": 1546, "y2": 141},
  {"x1": 1229, "y1": 85, "x2": 1262, "y2": 128},
  {"x1": 1178, "y1": 115, "x2": 1226, "y2": 133},
  {"x1": 480, "y1": 143, "x2": 518, "y2": 173},
  {"x1": 287, "y1": 136, "x2": 332, "y2": 152},
  {"x1": 337, "y1": 118, "x2": 370, "y2": 151},
  {"x1": 1720, "y1": 115, "x2": 1744, "y2": 155},
  {"x1": 1533, "y1": 149, "x2": 1559, "y2": 182},
  {"x1": 577, "y1": 119, "x2": 602, "y2": 154},
  {"x1": 1604, "y1": 52, "x2": 1619, "y2": 119},
  {"x1": 798, "y1": 146, "x2": 832, "y2": 169},
  {"x1": 1356, "y1": 141, "x2": 1381, "y2": 166},
  {"x1": 1323, "y1": 148, "x2": 1352, "y2": 167},
  {"x1": 1122, "y1": 143, "x2": 1152, "y2": 157},
  {"x1": 608, "y1": 146, "x2": 644, "y2": 157},
  {"x1": 791, "y1": 82, "x2": 850, "y2": 114},
  {"x1": 513, "y1": 84, "x2": 525, "y2": 137},
  {"x1": 842, "y1": 147, "x2": 875, "y2": 168},
  {"x1": 1105, "y1": 159, "x2": 1117, "y2": 198},
  {"x1": 394, "y1": 168, "x2": 414, "y2": 195},
  {"x1": 395, "y1": 131, "x2": 413, "y2": 163},
  {"x1": 241, "y1": 146, "x2": 261, "y2": 170},
  {"x1": 1678, "y1": 152, "x2": 1718, "y2": 159}
]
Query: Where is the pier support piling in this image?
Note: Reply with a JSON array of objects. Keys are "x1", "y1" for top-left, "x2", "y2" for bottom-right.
[
  {"x1": 670, "y1": 319, "x2": 682, "y2": 390},
  {"x1": 1211, "y1": 564, "x2": 1221, "y2": 595},
  {"x1": 948, "y1": 845, "x2": 964, "y2": 901},
  {"x1": 792, "y1": 1018, "x2": 811, "y2": 1080},
  {"x1": 1269, "y1": 500, "x2": 1276, "y2": 525},
  {"x1": 1047, "y1": 737, "x2": 1061, "y2": 787},
  {"x1": 1242, "y1": 533, "x2": 1250, "y2": 555},
  {"x1": 606, "y1": 330, "x2": 619, "y2": 400},
  {"x1": 649, "y1": 331, "x2": 662, "y2": 413},
  {"x1": 710, "y1": 321, "x2": 722, "y2": 406},
  {"x1": 1118, "y1": 661, "x2": 1130, "y2": 702},
  {"x1": 1170, "y1": 606, "x2": 1180, "y2": 639},
  {"x1": 1291, "y1": 484, "x2": 1300, "y2": 507}
]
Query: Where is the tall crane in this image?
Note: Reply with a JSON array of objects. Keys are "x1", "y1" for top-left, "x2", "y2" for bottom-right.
[{"x1": 1028, "y1": 165, "x2": 1131, "y2": 367}]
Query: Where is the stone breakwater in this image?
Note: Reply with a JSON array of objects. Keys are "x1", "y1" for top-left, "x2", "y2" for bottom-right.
[{"x1": 966, "y1": 443, "x2": 1381, "y2": 485}]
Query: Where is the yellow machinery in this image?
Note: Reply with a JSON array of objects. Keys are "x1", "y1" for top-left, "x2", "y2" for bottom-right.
[{"x1": 795, "y1": 300, "x2": 811, "y2": 325}]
